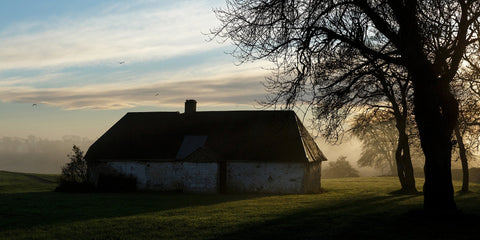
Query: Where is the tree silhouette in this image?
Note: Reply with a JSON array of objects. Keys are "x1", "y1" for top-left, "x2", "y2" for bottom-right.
[
  {"x1": 212, "y1": 0, "x2": 480, "y2": 212},
  {"x1": 61, "y1": 145, "x2": 87, "y2": 183},
  {"x1": 348, "y1": 66, "x2": 418, "y2": 194},
  {"x1": 451, "y1": 53, "x2": 480, "y2": 193},
  {"x1": 352, "y1": 113, "x2": 399, "y2": 175},
  {"x1": 352, "y1": 112, "x2": 425, "y2": 180}
]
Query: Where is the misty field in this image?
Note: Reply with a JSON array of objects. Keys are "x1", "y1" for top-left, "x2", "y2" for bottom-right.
[{"x1": 0, "y1": 171, "x2": 479, "y2": 240}]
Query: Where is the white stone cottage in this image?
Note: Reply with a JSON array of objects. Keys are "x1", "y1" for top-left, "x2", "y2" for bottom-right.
[{"x1": 85, "y1": 100, "x2": 327, "y2": 193}]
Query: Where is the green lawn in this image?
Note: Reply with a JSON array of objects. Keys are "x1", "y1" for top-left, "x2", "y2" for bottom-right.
[
  {"x1": 0, "y1": 170, "x2": 58, "y2": 193},
  {"x1": 0, "y1": 171, "x2": 479, "y2": 239}
]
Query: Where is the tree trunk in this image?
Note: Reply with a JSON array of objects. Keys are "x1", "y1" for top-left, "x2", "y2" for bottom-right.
[
  {"x1": 393, "y1": 0, "x2": 459, "y2": 211},
  {"x1": 454, "y1": 126, "x2": 469, "y2": 193},
  {"x1": 389, "y1": 150, "x2": 397, "y2": 176},
  {"x1": 394, "y1": 121, "x2": 417, "y2": 194},
  {"x1": 413, "y1": 78, "x2": 457, "y2": 212},
  {"x1": 395, "y1": 143, "x2": 407, "y2": 187}
]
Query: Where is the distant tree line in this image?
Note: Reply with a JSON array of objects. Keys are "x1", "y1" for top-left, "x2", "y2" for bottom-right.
[
  {"x1": 0, "y1": 135, "x2": 93, "y2": 174},
  {"x1": 322, "y1": 156, "x2": 360, "y2": 179}
]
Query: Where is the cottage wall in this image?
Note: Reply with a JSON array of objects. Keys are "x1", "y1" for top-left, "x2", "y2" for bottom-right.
[
  {"x1": 103, "y1": 161, "x2": 182, "y2": 190},
  {"x1": 93, "y1": 160, "x2": 320, "y2": 193},
  {"x1": 303, "y1": 161, "x2": 322, "y2": 193},
  {"x1": 146, "y1": 162, "x2": 183, "y2": 191},
  {"x1": 183, "y1": 162, "x2": 218, "y2": 193},
  {"x1": 101, "y1": 161, "x2": 218, "y2": 192},
  {"x1": 226, "y1": 162, "x2": 305, "y2": 193},
  {"x1": 107, "y1": 162, "x2": 148, "y2": 188}
]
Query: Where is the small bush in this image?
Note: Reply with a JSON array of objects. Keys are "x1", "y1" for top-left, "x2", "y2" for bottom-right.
[
  {"x1": 56, "y1": 145, "x2": 91, "y2": 192},
  {"x1": 61, "y1": 145, "x2": 87, "y2": 183}
]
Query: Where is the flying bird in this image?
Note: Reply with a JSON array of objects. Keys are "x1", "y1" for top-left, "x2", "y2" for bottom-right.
[
  {"x1": 32, "y1": 104, "x2": 37, "y2": 107},
  {"x1": 118, "y1": 61, "x2": 125, "y2": 64},
  {"x1": 155, "y1": 92, "x2": 160, "y2": 96}
]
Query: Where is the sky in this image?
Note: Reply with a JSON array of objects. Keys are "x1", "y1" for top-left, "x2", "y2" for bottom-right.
[
  {"x1": 0, "y1": 0, "x2": 275, "y2": 139},
  {"x1": 0, "y1": 0, "x2": 371, "y2": 173}
]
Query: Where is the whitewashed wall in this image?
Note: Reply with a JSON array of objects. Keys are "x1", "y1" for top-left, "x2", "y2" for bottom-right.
[
  {"x1": 106, "y1": 161, "x2": 183, "y2": 190},
  {"x1": 183, "y1": 162, "x2": 218, "y2": 193},
  {"x1": 226, "y1": 162, "x2": 305, "y2": 193},
  {"x1": 146, "y1": 162, "x2": 183, "y2": 191},
  {"x1": 107, "y1": 162, "x2": 148, "y2": 188},
  {"x1": 105, "y1": 161, "x2": 218, "y2": 192},
  {"x1": 303, "y1": 161, "x2": 322, "y2": 193},
  {"x1": 97, "y1": 161, "x2": 319, "y2": 193}
]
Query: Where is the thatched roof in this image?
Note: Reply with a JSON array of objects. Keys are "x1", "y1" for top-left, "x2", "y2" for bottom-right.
[{"x1": 85, "y1": 110, "x2": 326, "y2": 163}]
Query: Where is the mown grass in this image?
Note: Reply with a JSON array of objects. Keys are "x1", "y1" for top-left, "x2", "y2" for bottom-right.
[
  {"x1": 0, "y1": 171, "x2": 479, "y2": 240},
  {"x1": 0, "y1": 170, "x2": 58, "y2": 193}
]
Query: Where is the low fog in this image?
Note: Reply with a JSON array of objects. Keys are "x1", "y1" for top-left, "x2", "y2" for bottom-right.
[
  {"x1": 0, "y1": 135, "x2": 93, "y2": 174},
  {"x1": 0, "y1": 133, "x2": 474, "y2": 176},
  {"x1": 0, "y1": 134, "x2": 373, "y2": 176},
  {"x1": 317, "y1": 139, "x2": 381, "y2": 177}
]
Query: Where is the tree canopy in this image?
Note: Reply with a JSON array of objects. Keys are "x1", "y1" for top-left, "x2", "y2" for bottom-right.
[{"x1": 213, "y1": 0, "x2": 480, "y2": 212}]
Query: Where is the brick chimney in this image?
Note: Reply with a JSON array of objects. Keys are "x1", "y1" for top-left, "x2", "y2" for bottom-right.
[{"x1": 184, "y1": 99, "x2": 197, "y2": 114}]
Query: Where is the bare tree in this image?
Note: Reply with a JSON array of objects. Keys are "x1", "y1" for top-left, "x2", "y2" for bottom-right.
[
  {"x1": 451, "y1": 53, "x2": 480, "y2": 193},
  {"x1": 366, "y1": 66, "x2": 417, "y2": 194},
  {"x1": 352, "y1": 111, "x2": 425, "y2": 184},
  {"x1": 352, "y1": 113, "x2": 398, "y2": 176},
  {"x1": 212, "y1": 0, "x2": 480, "y2": 212}
]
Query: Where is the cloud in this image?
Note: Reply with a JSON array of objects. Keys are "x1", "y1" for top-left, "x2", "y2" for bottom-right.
[
  {"x1": 0, "y1": 73, "x2": 267, "y2": 110},
  {"x1": 0, "y1": 72, "x2": 68, "y2": 87},
  {"x1": 0, "y1": 1, "x2": 277, "y2": 110},
  {"x1": 0, "y1": 0, "x2": 222, "y2": 71}
]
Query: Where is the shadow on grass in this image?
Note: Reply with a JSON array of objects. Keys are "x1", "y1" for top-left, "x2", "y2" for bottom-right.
[
  {"x1": 0, "y1": 191, "x2": 261, "y2": 232},
  {"x1": 210, "y1": 194, "x2": 479, "y2": 240}
]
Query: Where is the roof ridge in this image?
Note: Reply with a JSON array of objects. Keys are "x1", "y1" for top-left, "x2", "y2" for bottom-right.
[{"x1": 126, "y1": 110, "x2": 294, "y2": 114}]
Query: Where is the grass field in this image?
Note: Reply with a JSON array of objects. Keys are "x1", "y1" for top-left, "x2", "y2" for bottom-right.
[{"x1": 0, "y1": 171, "x2": 479, "y2": 240}]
